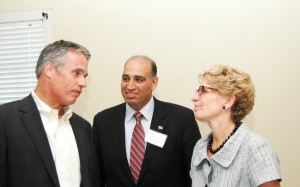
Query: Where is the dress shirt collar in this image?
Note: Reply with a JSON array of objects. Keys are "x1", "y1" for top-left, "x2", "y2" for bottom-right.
[
  {"x1": 125, "y1": 96, "x2": 154, "y2": 122},
  {"x1": 31, "y1": 91, "x2": 73, "y2": 121}
]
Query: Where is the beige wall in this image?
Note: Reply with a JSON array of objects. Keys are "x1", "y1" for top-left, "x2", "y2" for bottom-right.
[{"x1": 1, "y1": 0, "x2": 299, "y2": 186}]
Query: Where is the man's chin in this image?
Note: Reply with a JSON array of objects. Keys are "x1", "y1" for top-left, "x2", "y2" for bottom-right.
[
  {"x1": 125, "y1": 99, "x2": 138, "y2": 106},
  {"x1": 125, "y1": 97, "x2": 136, "y2": 101},
  {"x1": 66, "y1": 98, "x2": 77, "y2": 105}
]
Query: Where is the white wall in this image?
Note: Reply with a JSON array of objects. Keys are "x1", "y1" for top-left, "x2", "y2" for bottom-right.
[{"x1": 1, "y1": 0, "x2": 299, "y2": 186}]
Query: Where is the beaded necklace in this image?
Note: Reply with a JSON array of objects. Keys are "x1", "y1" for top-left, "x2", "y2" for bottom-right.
[{"x1": 207, "y1": 123, "x2": 241, "y2": 154}]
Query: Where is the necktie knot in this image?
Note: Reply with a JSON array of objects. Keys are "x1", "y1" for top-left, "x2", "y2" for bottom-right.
[{"x1": 134, "y1": 112, "x2": 143, "y2": 121}]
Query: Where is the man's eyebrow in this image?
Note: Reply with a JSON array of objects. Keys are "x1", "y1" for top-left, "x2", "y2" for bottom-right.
[
  {"x1": 121, "y1": 74, "x2": 145, "y2": 79},
  {"x1": 134, "y1": 75, "x2": 145, "y2": 79}
]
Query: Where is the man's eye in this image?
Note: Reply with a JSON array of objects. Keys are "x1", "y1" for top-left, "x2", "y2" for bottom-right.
[
  {"x1": 135, "y1": 77, "x2": 145, "y2": 82},
  {"x1": 74, "y1": 70, "x2": 81, "y2": 76},
  {"x1": 122, "y1": 77, "x2": 129, "y2": 81}
]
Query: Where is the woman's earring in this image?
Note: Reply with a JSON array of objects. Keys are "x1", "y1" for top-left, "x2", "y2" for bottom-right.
[{"x1": 223, "y1": 106, "x2": 226, "y2": 110}]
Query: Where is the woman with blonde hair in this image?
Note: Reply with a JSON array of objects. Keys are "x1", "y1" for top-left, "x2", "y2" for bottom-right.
[{"x1": 190, "y1": 64, "x2": 281, "y2": 187}]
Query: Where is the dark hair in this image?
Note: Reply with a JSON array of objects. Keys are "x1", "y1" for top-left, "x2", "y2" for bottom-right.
[{"x1": 125, "y1": 55, "x2": 157, "y2": 78}]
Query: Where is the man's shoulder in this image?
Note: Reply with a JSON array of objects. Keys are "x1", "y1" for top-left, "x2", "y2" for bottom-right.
[
  {"x1": 155, "y1": 98, "x2": 193, "y2": 112},
  {"x1": 94, "y1": 103, "x2": 125, "y2": 117},
  {"x1": 0, "y1": 95, "x2": 32, "y2": 111},
  {"x1": 71, "y1": 112, "x2": 90, "y2": 124}
]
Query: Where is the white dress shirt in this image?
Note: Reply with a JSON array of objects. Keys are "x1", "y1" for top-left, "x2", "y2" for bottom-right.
[{"x1": 32, "y1": 91, "x2": 81, "y2": 187}]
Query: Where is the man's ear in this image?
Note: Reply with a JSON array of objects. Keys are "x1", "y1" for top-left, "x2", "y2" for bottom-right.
[
  {"x1": 44, "y1": 61, "x2": 55, "y2": 78},
  {"x1": 151, "y1": 76, "x2": 159, "y2": 90}
]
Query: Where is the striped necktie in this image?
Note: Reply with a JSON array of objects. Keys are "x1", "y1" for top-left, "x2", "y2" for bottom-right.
[{"x1": 130, "y1": 112, "x2": 145, "y2": 184}]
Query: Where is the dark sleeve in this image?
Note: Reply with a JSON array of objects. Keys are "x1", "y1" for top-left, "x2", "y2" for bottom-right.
[
  {"x1": 71, "y1": 113, "x2": 102, "y2": 187},
  {"x1": 92, "y1": 114, "x2": 106, "y2": 187},
  {"x1": 0, "y1": 107, "x2": 8, "y2": 187},
  {"x1": 90, "y1": 124, "x2": 102, "y2": 187},
  {"x1": 182, "y1": 109, "x2": 201, "y2": 186}
]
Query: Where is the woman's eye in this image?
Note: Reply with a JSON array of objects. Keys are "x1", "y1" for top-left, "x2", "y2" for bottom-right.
[{"x1": 202, "y1": 89, "x2": 208, "y2": 93}]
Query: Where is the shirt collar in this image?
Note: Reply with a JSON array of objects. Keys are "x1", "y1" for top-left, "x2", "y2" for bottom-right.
[
  {"x1": 212, "y1": 124, "x2": 249, "y2": 167},
  {"x1": 31, "y1": 91, "x2": 73, "y2": 121},
  {"x1": 125, "y1": 96, "x2": 154, "y2": 122},
  {"x1": 192, "y1": 124, "x2": 249, "y2": 168},
  {"x1": 191, "y1": 134, "x2": 210, "y2": 167}
]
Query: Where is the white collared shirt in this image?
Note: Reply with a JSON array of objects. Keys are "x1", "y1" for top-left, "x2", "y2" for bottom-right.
[
  {"x1": 32, "y1": 91, "x2": 81, "y2": 187},
  {"x1": 125, "y1": 96, "x2": 154, "y2": 163}
]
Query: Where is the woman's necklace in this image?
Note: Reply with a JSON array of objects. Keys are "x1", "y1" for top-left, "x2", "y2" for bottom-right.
[{"x1": 208, "y1": 123, "x2": 241, "y2": 154}]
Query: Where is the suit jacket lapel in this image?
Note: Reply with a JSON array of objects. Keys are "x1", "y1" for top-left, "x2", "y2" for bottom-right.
[
  {"x1": 139, "y1": 98, "x2": 168, "y2": 182},
  {"x1": 20, "y1": 95, "x2": 60, "y2": 187},
  {"x1": 111, "y1": 104, "x2": 135, "y2": 183},
  {"x1": 70, "y1": 116, "x2": 88, "y2": 186}
]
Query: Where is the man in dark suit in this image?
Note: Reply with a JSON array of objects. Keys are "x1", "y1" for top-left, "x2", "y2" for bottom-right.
[
  {"x1": 0, "y1": 40, "x2": 99, "y2": 187},
  {"x1": 93, "y1": 55, "x2": 201, "y2": 187}
]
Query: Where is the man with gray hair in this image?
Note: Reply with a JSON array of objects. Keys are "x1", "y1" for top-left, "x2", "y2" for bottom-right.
[{"x1": 0, "y1": 40, "x2": 99, "y2": 187}]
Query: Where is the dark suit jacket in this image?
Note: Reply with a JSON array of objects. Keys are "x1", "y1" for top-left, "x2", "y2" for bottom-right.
[
  {"x1": 93, "y1": 98, "x2": 201, "y2": 187},
  {"x1": 0, "y1": 94, "x2": 99, "y2": 187}
]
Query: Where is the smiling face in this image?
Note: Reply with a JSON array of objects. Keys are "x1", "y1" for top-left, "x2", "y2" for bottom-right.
[
  {"x1": 121, "y1": 57, "x2": 158, "y2": 111},
  {"x1": 48, "y1": 50, "x2": 88, "y2": 108}
]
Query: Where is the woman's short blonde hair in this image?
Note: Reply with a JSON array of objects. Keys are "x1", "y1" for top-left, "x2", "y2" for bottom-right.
[{"x1": 199, "y1": 64, "x2": 255, "y2": 123}]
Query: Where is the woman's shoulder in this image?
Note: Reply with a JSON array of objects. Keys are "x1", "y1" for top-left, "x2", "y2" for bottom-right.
[
  {"x1": 239, "y1": 125, "x2": 278, "y2": 159},
  {"x1": 242, "y1": 127, "x2": 271, "y2": 148}
]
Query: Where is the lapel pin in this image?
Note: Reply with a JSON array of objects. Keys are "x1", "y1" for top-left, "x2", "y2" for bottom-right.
[{"x1": 158, "y1": 126, "x2": 164, "y2": 130}]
